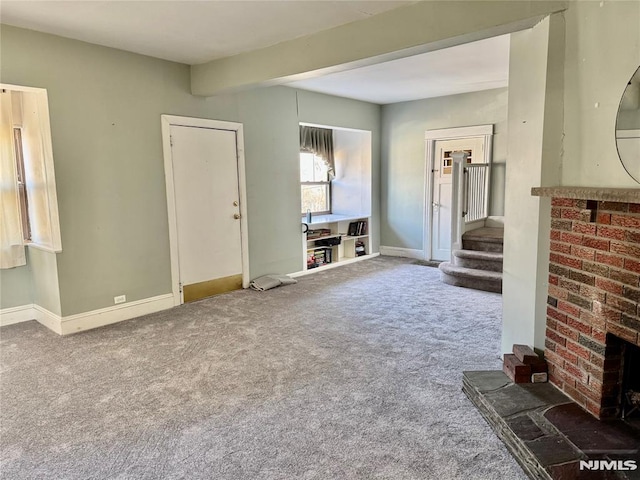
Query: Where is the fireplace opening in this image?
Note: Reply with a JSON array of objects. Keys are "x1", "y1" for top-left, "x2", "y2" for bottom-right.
[{"x1": 621, "y1": 339, "x2": 640, "y2": 423}]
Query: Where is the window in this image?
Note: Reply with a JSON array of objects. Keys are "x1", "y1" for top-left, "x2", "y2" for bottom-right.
[
  {"x1": 13, "y1": 128, "x2": 31, "y2": 241},
  {"x1": 300, "y1": 151, "x2": 331, "y2": 214},
  {"x1": 0, "y1": 86, "x2": 61, "y2": 269}
]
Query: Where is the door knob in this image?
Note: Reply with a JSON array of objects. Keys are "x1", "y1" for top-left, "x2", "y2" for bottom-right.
[
  {"x1": 233, "y1": 213, "x2": 241, "y2": 219},
  {"x1": 233, "y1": 201, "x2": 238, "y2": 206}
]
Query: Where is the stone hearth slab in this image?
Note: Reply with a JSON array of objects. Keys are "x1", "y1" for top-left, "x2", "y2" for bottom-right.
[
  {"x1": 545, "y1": 403, "x2": 640, "y2": 454},
  {"x1": 483, "y1": 382, "x2": 571, "y2": 417},
  {"x1": 463, "y1": 370, "x2": 640, "y2": 480},
  {"x1": 464, "y1": 370, "x2": 511, "y2": 392}
]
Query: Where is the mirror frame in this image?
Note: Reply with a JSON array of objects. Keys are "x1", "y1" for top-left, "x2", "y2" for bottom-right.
[{"x1": 616, "y1": 66, "x2": 640, "y2": 184}]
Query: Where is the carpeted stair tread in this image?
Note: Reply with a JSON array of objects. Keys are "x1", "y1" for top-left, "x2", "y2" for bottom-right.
[
  {"x1": 452, "y1": 248, "x2": 503, "y2": 272},
  {"x1": 462, "y1": 227, "x2": 504, "y2": 243},
  {"x1": 439, "y1": 261, "x2": 503, "y2": 293},
  {"x1": 439, "y1": 262, "x2": 503, "y2": 279},
  {"x1": 463, "y1": 227, "x2": 504, "y2": 254},
  {"x1": 453, "y1": 249, "x2": 503, "y2": 261}
]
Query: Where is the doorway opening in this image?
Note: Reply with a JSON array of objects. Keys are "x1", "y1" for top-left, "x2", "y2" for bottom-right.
[{"x1": 424, "y1": 124, "x2": 494, "y2": 261}]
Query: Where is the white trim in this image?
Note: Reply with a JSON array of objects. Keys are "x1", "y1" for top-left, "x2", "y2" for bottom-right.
[
  {"x1": 299, "y1": 121, "x2": 370, "y2": 134},
  {"x1": 1, "y1": 83, "x2": 49, "y2": 94},
  {"x1": 33, "y1": 304, "x2": 62, "y2": 335},
  {"x1": 35, "y1": 88, "x2": 63, "y2": 252},
  {"x1": 25, "y1": 243, "x2": 59, "y2": 253},
  {"x1": 289, "y1": 252, "x2": 380, "y2": 277},
  {"x1": 423, "y1": 125, "x2": 494, "y2": 261},
  {"x1": 1, "y1": 294, "x2": 176, "y2": 335},
  {"x1": 161, "y1": 115, "x2": 250, "y2": 306},
  {"x1": 379, "y1": 246, "x2": 425, "y2": 259},
  {"x1": 0, "y1": 304, "x2": 36, "y2": 326},
  {"x1": 59, "y1": 293, "x2": 174, "y2": 335},
  {"x1": 424, "y1": 124, "x2": 493, "y2": 140}
]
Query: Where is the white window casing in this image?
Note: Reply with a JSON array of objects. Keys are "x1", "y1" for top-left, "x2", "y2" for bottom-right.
[{"x1": 1, "y1": 84, "x2": 62, "y2": 265}]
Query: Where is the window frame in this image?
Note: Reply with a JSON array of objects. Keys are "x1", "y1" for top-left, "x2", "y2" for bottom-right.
[
  {"x1": 13, "y1": 127, "x2": 32, "y2": 242},
  {"x1": 1, "y1": 84, "x2": 62, "y2": 253},
  {"x1": 300, "y1": 151, "x2": 332, "y2": 215}
]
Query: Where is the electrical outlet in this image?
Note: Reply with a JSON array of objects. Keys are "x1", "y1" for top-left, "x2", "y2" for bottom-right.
[{"x1": 114, "y1": 295, "x2": 126, "y2": 304}]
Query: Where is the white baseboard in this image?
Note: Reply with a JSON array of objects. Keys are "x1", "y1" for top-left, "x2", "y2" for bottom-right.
[
  {"x1": 1, "y1": 294, "x2": 174, "y2": 335},
  {"x1": 0, "y1": 304, "x2": 36, "y2": 327},
  {"x1": 379, "y1": 246, "x2": 425, "y2": 260},
  {"x1": 60, "y1": 293, "x2": 175, "y2": 335},
  {"x1": 33, "y1": 305, "x2": 63, "y2": 335}
]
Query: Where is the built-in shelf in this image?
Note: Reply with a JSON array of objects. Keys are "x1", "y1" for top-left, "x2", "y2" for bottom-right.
[
  {"x1": 306, "y1": 233, "x2": 342, "y2": 242},
  {"x1": 302, "y1": 213, "x2": 371, "y2": 225},
  {"x1": 304, "y1": 217, "x2": 370, "y2": 271}
]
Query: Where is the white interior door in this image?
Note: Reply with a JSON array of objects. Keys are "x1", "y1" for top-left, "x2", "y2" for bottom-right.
[
  {"x1": 170, "y1": 124, "x2": 244, "y2": 302},
  {"x1": 431, "y1": 137, "x2": 484, "y2": 261}
]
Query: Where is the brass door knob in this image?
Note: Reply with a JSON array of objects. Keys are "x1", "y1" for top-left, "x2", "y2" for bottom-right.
[
  {"x1": 233, "y1": 213, "x2": 241, "y2": 219},
  {"x1": 233, "y1": 201, "x2": 239, "y2": 206}
]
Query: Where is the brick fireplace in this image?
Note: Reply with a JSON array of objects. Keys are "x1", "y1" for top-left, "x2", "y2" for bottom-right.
[{"x1": 534, "y1": 187, "x2": 640, "y2": 419}]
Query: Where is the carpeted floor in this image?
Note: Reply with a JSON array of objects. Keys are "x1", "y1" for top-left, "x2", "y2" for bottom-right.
[{"x1": 0, "y1": 256, "x2": 526, "y2": 480}]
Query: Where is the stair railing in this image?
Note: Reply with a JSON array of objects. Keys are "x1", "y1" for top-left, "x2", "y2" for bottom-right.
[
  {"x1": 464, "y1": 163, "x2": 490, "y2": 223},
  {"x1": 450, "y1": 151, "x2": 468, "y2": 263}
]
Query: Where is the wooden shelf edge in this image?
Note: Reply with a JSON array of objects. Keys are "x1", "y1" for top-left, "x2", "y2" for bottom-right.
[{"x1": 290, "y1": 253, "x2": 380, "y2": 278}]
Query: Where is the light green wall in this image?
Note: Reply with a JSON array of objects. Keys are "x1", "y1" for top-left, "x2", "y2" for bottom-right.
[
  {"x1": 562, "y1": 0, "x2": 640, "y2": 187},
  {"x1": 28, "y1": 248, "x2": 61, "y2": 316},
  {"x1": 237, "y1": 87, "x2": 302, "y2": 276},
  {"x1": 1, "y1": 25, "x2": 237, "y2": 315},
  {"x1": 0, "y1": 25, "x2": 381, "y2": 316},
  {"x1": 380, "y1": 88, "x2": 509, "y2": 251},
  {"x1": 502, "y1": 14, "x2": 564, "y2": 354},
  {"x1": 0, "y1": 261, "x2": 31, "y2": 309}
]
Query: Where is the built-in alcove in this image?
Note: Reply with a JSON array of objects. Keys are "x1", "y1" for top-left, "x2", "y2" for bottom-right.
[{"x1": 298, "y1": 123, "x2": 374, "y2": 274}]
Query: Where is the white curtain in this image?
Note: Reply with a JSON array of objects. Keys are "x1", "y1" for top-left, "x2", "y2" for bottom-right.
[{"x1": 0, "y1": 90, "x2": 26, "y2": 269}]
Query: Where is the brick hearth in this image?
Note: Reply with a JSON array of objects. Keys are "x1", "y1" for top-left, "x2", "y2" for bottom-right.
[{"x1": 543, "y1": 196, "x2": 640, "y2": 418}]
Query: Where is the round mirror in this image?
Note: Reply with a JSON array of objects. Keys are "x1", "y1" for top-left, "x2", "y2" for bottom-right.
[{"x1": 616, "y1": 67, "x2": 640, "y2": 183}]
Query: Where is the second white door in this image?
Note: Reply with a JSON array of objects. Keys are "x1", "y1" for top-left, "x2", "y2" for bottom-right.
[
  {"x1": 431, "y1": 137, "x2": 484, "y2": 261},
  {"x1": 170, "y1": 124, "x2": 244, "y2": 302}
]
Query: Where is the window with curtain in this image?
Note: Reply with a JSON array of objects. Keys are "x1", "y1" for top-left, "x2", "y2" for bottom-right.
[
  {"x1": 300, "y1": 126, "x2": 334, "y2": 215},
  {"x1": 0, "y1": 86, "x2": 62, "y2": 270}
]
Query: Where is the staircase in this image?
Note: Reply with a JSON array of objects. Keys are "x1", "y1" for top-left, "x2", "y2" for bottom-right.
[{"x1": 438, "y1": 227, "x2": 503, "y2": 293}]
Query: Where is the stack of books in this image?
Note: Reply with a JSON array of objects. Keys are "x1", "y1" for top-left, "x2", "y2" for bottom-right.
[
  {"x1": 307, "y1": 228, "x2": 332, "y2": 239},
  {"x1": 347, "y1": 220, "x2": 367, "y2": 236},
  {"x1": 307, "y1": 248, "x2": 332, "y2": 269}
]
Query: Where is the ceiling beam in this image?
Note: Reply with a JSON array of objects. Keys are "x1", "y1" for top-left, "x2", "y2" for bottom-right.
[{"x1": 191, "y1": 0, "x2": 567, "y2": 97}]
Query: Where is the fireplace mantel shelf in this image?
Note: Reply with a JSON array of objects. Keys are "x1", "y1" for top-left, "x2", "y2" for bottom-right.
[{"x1": 531, "y1": 186, "x2": 640, "y2": 203}]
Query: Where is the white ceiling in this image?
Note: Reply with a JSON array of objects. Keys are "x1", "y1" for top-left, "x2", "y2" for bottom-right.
[
  {"x1": 1, "y1": 1, "x2": 510, "y2": 104},
  {"x1": 0, "y1": 1, "x2": 413, "y2": 65},
  {"x1": 287, "y1": 35, "x2": 510, "y2": 104}
]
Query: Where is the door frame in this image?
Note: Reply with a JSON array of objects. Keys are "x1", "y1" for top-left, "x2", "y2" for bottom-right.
[
  {"x1": 161, "y1": 114, "x2": 250, "y2": 306},
  {"x1": 424, "y1": 124, "x2": 493, "y2": 261}
]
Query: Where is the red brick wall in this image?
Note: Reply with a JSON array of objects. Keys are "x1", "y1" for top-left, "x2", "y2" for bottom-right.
[{"x1": 545, "y1": 197, "x2": 640, "y2": 418}]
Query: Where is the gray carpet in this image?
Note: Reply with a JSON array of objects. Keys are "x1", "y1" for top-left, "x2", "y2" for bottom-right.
[{"x1": 0, "y1": 256, "x2": 526, "y2": 480}]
